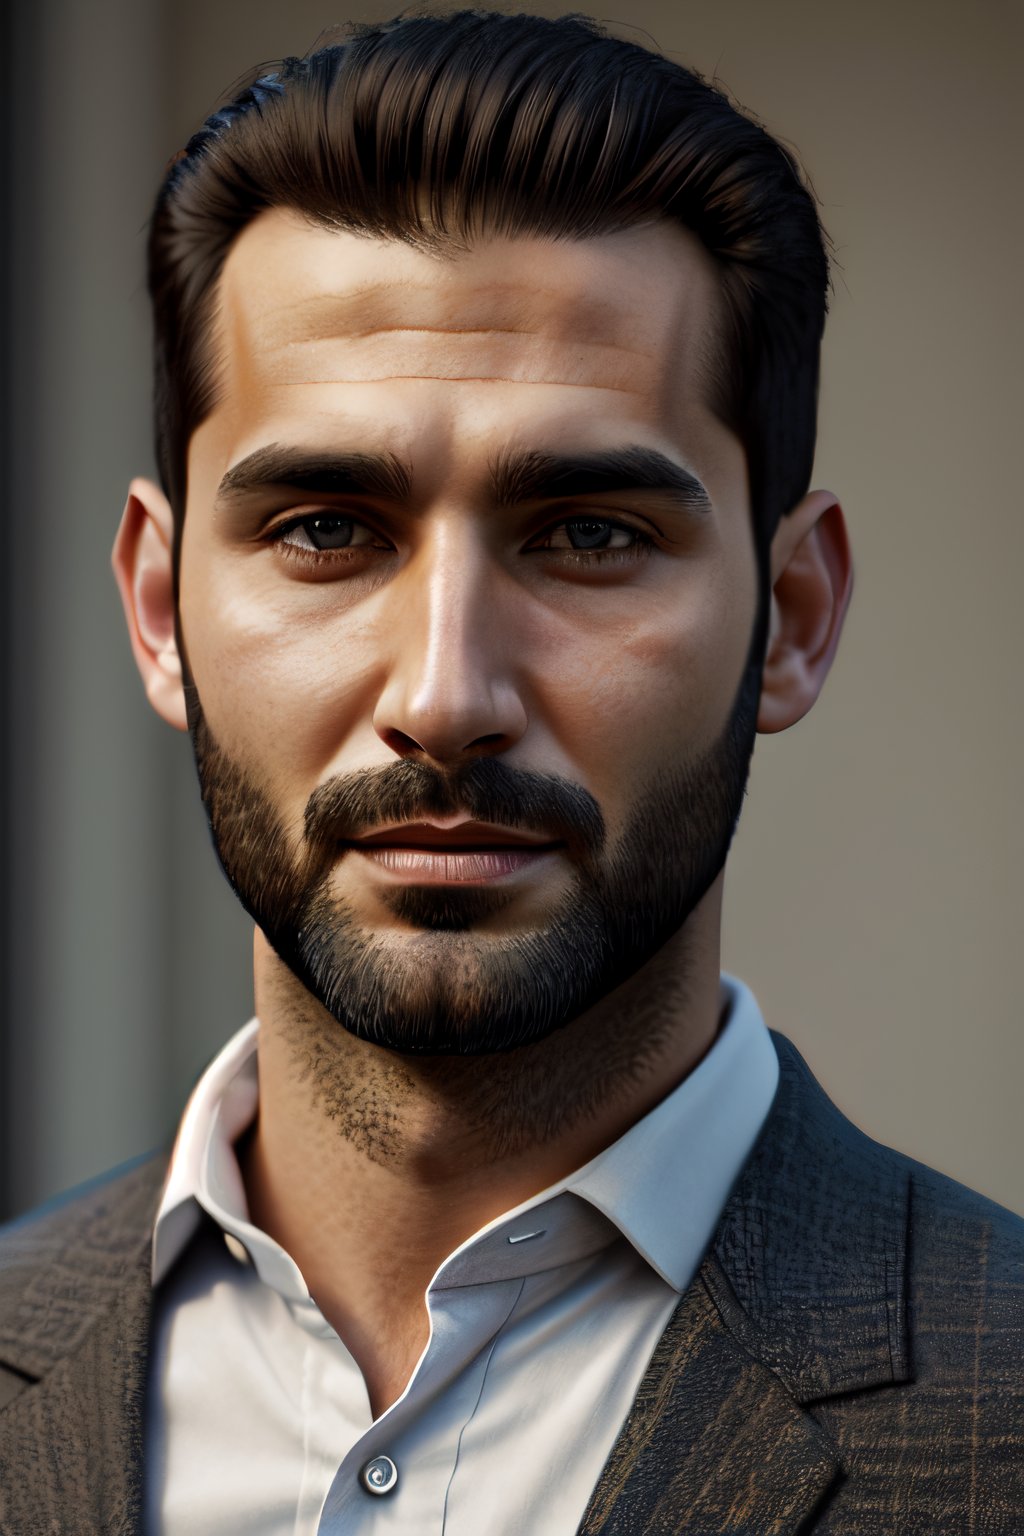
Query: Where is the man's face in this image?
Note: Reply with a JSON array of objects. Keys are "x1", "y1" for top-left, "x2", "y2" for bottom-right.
[{"x1": 180, "y1": 212, "x2": 760, "y2": 1054}]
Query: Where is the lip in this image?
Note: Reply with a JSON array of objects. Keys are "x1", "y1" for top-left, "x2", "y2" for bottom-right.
[
  {"x1": 344, "y1": 819, "x2": 560, "y2": 851},
  {"x1": 341, "y1": 820, "x2": 564, "y2": 884}
]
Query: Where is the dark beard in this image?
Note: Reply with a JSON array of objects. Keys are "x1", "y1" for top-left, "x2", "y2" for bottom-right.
[{"x1": 184, "y1": 655, "x2": 760, "y2": 1056}]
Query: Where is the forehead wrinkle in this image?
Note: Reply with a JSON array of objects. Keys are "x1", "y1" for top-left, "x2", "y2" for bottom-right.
[
  {"x1": 271, "y1": 376, "x2": 646, "y2": 394},
  {"x1": 253, "y1": 321, "x2": 659, "y2": 396},
  {"x1": 281, "y1": 325, "x2": 600, "y2": 344},
  {"x1": 244, "y1": 280, "x2": 650, "y2": 354},
  {"x1": 266, "y1": 328, "x2": 658, "y2": 371}
]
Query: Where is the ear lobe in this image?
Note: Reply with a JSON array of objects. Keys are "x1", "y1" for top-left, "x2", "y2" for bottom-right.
[
  {"x1": 757, "y1": 490, "x2": 853, "y2": 735},
  {"x1": 111, "y1": 477, "x2": 189, "y2": 732}
]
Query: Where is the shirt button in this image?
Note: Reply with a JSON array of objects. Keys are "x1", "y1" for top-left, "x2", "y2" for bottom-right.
[
  {"x1": 360, "y1": 1455, "x2": 399, "y2": 1496},
  {"x1": 223, "y1": 1233, "x2": 252, "y2": 1265}
]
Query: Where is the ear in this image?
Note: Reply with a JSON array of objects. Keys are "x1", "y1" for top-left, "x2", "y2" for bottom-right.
[
  {"x1": 757, "y1": 489, "x2": 853, "y2": 734},
  {"x1": 111, "y1": 477, "x2": 189, "y2": 732}
]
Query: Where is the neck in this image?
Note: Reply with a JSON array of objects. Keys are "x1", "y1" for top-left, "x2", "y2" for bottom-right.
[{"x1": 239, "y1": 887, "x2": 725, "y2": 1415}]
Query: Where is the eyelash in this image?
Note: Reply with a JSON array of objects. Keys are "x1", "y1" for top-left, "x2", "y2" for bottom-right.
[
  {"x1": 539, "y1": 541, "x2": 653, "y2": 569},
  {"x1": 266, "y1": 515, "x2": 657, "y2": 570}
]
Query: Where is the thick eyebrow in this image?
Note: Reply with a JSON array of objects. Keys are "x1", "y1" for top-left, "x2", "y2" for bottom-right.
[
  {"x1": 216, "y1": 444, "x2": 412, "y2": 505},
  {"x1": 215, "y1": 441, "x2": 713, "y2": 519},
  {"x1": 490, "y1": 447, "x2": 713, "y2": 515}
]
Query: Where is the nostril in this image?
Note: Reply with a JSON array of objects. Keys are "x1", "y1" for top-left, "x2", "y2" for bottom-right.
[
  {"x1": 377, "y1": 728, "x2": 513, "y2": 758},
  {"x1": 379, "y1": 728, "x2": 425, "y2": 755}
]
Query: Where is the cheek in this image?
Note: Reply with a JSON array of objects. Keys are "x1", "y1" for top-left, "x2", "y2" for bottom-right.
[
  {"x1": 179, "y1": 557, "x2": 382, "y2": 792},
  {"x1": 532, "y1": 576, "x2": 753, "y2": 799}
]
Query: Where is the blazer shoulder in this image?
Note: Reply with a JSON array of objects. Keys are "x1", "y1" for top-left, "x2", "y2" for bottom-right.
[
  {"x1": 0, "y1": 1150, "x2": 169, "y2": 1265},
  {"x1": 771, "y1": 1028, "x2": 1024, "y2": 1274},
  {"x1": 895, "y1": 1149, "x2": 1024, "y2": 1359},
  {"x1": 0, "y1": 1151, "x2": 169, "y2": 1384},
  {"x1": 814, "y1": 1080, "x2": 1024, "y2": 1309},
  {"x1": 901, "y1": 1147, "x2": 1024, "y2": 1244},
  {"x1": 744, "y1": 1032, "x2": 1024, "y2": 1391}
]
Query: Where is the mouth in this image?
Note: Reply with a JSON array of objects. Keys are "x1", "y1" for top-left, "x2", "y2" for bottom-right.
[{"x1": 341, "y1": 820, "x2": 564, "y2": 884}]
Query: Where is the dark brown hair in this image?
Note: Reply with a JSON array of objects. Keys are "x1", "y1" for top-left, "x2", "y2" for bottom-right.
[{"x1": 149, "y1": 9, "x2": 829, "y2": 582}]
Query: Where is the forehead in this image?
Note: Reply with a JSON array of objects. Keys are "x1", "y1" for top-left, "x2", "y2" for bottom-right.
[
  {"x1": 212, "y1": 208, "x2": 722, "y2": 395},
  {"x1": 188, "y1": 210, "x2": 733, "y2": 502}
]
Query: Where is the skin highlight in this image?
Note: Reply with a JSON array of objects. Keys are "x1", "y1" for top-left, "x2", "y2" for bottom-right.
[{"x1": 113, "y1": 210, "x2": 851, "y2": 1414}]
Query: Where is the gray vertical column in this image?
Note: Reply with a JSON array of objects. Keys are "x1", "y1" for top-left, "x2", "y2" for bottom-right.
[
  {"x1": 4, "y1": 0, "x2": 174, "y2": 1214},
  {"x1": 0, "y1": 0, "x2": 14, "y2": 1220}
]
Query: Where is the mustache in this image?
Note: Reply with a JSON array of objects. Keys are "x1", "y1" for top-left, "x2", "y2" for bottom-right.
[{"x1": 303, "y1": 756, "x2": 606, "y2": 862}]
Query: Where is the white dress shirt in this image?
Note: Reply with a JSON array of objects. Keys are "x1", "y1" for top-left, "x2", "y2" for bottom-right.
[{"x1": 145, "y1": 974, "x2": 779, "y2": 1535}]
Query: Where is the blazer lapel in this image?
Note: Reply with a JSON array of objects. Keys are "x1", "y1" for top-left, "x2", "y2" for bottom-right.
[
  {"x1": 578, "y1": 1266, "x2": 841, "y2": 1534},
  {"x1": 0, "y1": 1154, "x2": 167, "y2": 1535},
  {"x1": 579, "y1": 1031, "x2": 913, "y2": 1535}
]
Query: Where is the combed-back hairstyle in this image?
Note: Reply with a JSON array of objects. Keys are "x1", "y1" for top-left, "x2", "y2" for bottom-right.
[{"x1": 150, "y1": 9, "x2": 829, "y2": 583}]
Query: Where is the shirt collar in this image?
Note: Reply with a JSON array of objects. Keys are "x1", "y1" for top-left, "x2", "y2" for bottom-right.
[
  {"x1": 151, "y1": 1018, "x2": 261, "y2": 1290},
  {"x1": 152, "y1": 974, "x2": 778, "y2": 1299},
  {"x1": 567, "y1": 973, "x2": 778, "y2": 1289}
]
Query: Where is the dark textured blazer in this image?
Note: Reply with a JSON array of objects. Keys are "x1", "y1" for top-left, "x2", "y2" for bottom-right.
[{"x1": 1, "y1": 1030, "x2": 1022, "y2": 1534}]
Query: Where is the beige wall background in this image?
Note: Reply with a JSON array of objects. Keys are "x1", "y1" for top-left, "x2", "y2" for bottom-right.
[{"x1": 3, "y1": 0, "x2": 1021, "y2": 1216}]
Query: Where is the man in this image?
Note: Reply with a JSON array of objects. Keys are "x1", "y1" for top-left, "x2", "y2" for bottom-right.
[{"x1": 0, "y1": 10, "x2": 1020, "y2": 1533}]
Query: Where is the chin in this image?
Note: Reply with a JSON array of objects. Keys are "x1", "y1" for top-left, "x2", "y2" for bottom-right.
[{"x1": 287, "y1": 919, "x2": 592, "y2": 1057}]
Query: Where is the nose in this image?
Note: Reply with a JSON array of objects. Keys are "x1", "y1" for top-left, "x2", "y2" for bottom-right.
[{"x1": 372, "y1": 522, "x2": 528, "y2": 765}]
